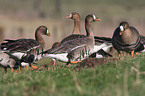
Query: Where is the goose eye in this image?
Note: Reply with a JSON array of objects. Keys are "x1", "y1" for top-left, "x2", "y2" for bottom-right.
[{"x1": 120, "y1": 25, "x2": 124, "y2": 31}]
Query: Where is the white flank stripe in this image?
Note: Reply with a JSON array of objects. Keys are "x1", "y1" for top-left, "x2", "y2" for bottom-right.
[
  {"x1": 12, "y1": 52, "x2": 25, "y2": 59},
  {"x1": 96, "y1": 54, "x2": 104, "y2": 58},
  {"x1": 94, "y1": 43, "x2": 107, "y2": 52},
  {"x1": 102, "y1": 45, "x2": 112, "y2": 52},
  {"x1": 44, "y1": 53, "x2": 68, "y2": 62},
  {"x1": 21, "y1": 62, "x2": 29, "y2": 66}
]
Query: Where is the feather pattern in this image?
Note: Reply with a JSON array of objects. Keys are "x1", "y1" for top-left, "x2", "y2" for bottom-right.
[
  {"x1": 44, "y1": 14, "x2": 100, "y2": 64},
  {"x1": 112, "y1": 22, "x2": 144, "y2": 55},
  {"x1": 0, "y1": 52, "x2": 19, "y2": 72},
  {"x1": 0, "y1": 26, "x2": 49, "y2": 68}
]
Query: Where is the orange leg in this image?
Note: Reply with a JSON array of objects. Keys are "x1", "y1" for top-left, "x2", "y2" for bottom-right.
[
  {"x1": 66, "y1": 64, "x2": 70, "y2": 67},
  {"x1": 25, "y1": 65, "x2": 29, "y2": 70},
  {"x1": 19, "y1": 66, "x2": 21, "y2": 71},
  {"x1": 118, "y1": 53, "x2": 121, "y2": 57},
  {"x1": 29, "y1": 64, "x2": 38, "y2": 70},
  {"x1": 135, "y1": 52, "x2": 138, "y2": 55},
  {"x1": 70, "y1": 60, "x2": 82, "y2": 64},
  {"x1": 131, "y1": 51, "x2": 134, "y2": 57},
  {"x1": 11, "y1": 68, "x2": 13, "y2": 72}
]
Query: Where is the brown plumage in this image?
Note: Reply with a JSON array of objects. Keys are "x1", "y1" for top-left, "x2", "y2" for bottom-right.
[
  {"x1": 0, "y1": 26, "x2": 50, "y2": 70},
  {"x1": 0, "y1": 52, "x2": 19, "y2": 72},
  {"x1": 51, "y1": 12, "x2": 84, "y2": 48},
  {"x1": 44, "y1": 14, "x2": 101, "y2": 66},
  {"x1": 50, "y1": 12, "x2": 112, "y2": 58},
  {"x1": 112, "y1": 21, "x2": 144, "y2": 57}
]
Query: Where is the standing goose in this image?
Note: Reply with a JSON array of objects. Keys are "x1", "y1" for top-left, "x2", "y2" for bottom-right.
[
  {"x1": 49, "y1": 12, "x2": 112, "y2": 58},
  {"x1": 44, "y1": 14, "x2": 103, "y2": 66},
  {"x1": 51, "y1": 12, "x2": 85, "y2": 48},
  {"x1": 0, "y1": 52, "x2": 19, "y2": 72},
  {"x1": 64, "y1": 12, "x2": 112, "y2": 57},
  {"x1": 0, "y1": 26, "x2": 50, "y2": 70},
  {"x1": 112, "y1": 21, "x2": 144, "y2": 57}
]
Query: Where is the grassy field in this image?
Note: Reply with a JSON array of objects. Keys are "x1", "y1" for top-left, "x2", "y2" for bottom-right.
[
  {"x1": 0, "y1": 53, "x2": 145, "y2": 96},
  {"x1": 1, "y1": 0, "x2": 145, "y2": 96}
]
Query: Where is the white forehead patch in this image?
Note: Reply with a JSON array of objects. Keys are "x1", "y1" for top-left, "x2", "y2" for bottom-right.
[
  {"x1": 46, "y1": 29, "x2": 49, "y2": 33},
  {"x1": 70, "y1": 13, "x2": 72, "y2": 17},
  {"x1": 93, "y1": 15, "x2": 96, "y2": 20},
  {"x1": 120, "y1": 25, "x2": 124, "y2": 31}
]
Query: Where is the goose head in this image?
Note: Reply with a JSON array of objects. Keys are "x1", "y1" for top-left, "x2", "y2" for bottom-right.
[
  {"x1": 66, "y1": 12, "x2": 80, "y2": 20},
  {"x1": 85, "y1": 14, "x2": 100, "y2": 23},
  {"x1": 119, "y1": 21, "x2": 129, "y2": 35},
  {"x1": 36, "y1": 26, "x2": 51, "y2": 36},
  {"x1": 35, "y1": 26, "x2": 50, "y2": 47}
]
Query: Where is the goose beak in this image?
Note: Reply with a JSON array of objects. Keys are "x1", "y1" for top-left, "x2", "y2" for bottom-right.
[
  {"x1": 120, "y1": 32, "x2": 123, "y2": 35},
  {"x1": 66, "y1": 15, "x2": 71, "y2": 19},
  {"x1": 95, "y1": 19, "x2": 101, "y2": 21},
  {"x1": 46, "y1": 33, "x2": 51, "y2": 36}
]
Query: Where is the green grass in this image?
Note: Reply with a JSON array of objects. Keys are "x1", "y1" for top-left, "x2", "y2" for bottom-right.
[{"x1": 0, "y1": 53, "x2": 145, "y2": 96}]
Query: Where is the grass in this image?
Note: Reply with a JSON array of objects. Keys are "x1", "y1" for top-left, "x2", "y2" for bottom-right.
[
  {"x1": 1, "y1": 1, "x2": 145, "y2": 95},
  {"x1": 0, "y1": 53, "x2": 145, "y2": 96}
]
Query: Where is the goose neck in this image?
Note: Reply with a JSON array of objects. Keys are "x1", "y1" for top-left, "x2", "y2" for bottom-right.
[
  {"x1": 85, "y1": 22, "x2": 94, "y2": 37},
  {"x1": 35, "y1": 30, "x2": 45, "y2": 47},
  {"x1": 73, "y1": 19, "x2": 81, "y2": 34}
]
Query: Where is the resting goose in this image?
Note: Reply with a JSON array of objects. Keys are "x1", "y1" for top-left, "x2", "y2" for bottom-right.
[
  {"x1": 112, "y1": 21, "x2": 144, "y2": 57},
  {"x1": 0, "y1": 52, "x2": 19, "y2": 72},
  {"x1": 44, "y1": 14, "x2": 104, "y2": 66},
  {"x1": 0, "y1": 26, "x2": 50, "y2": 70}
]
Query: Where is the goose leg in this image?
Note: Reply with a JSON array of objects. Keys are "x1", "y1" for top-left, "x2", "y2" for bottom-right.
[
  {"x1": 14, "y1": 70, "x2": 17, "y2": 72},
  {"x1": 29, "y1": 64, "x2": 38, "y2": 70},
  {"x1": 11, "y1": 68, "x2": 13, "y2": 72},
  {"x1": 66, "y1": 63, "x2": 70, "y2": 67},
  {"x1": 117, "y1": 50, "x2": 121, "y2": 57},
  {"x1": 4, "y1": 67, "x2": 7, "y2": 73},
  {"x1": 25, "y1": 65, "x2": 29, "y2": 70},
  {"x1": 66, "y1": 60, "x2": 70, "y2": 67},
  {"x1": 70, "y1": 60, "x2": 81, "y2": 64},
  {"x1": 19, "y1": 65, "x2": 21, "y2": 71},
  {"x1": 131, "y1": 51, "x2": 134, "y2": 57}
]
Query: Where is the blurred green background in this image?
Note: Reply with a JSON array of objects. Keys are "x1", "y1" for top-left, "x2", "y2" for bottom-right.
[{"x1": 0, "y1": 0, "x2": 145, "y2": 49}]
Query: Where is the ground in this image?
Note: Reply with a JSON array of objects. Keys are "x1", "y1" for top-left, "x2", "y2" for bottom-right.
[{"x1": 0, "y1": 53, "x2": 145, "y2": 96}]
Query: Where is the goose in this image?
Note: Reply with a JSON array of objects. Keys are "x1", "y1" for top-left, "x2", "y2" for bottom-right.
[
  {"x1": 51, "y1": 12, "x2": 85, "y2": 48},
  {"x1": 112, "y1": 21, "x2": 144, "y2": 57},
  {"x1": 0, "y1": 52, "x2": 19, "y2": 72},
  {"x1": 0, "y1": 26, "x2": 50, "y2": 70},
  {"x1": 48, "y1": 12, "x2": 112, "y2": 58},
  {"x1": 50, "y1": 12, "x2": 84, "y2": 65},
  {"x1": 43, "y1": 14, "x2": 105, "y2": 66}
]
